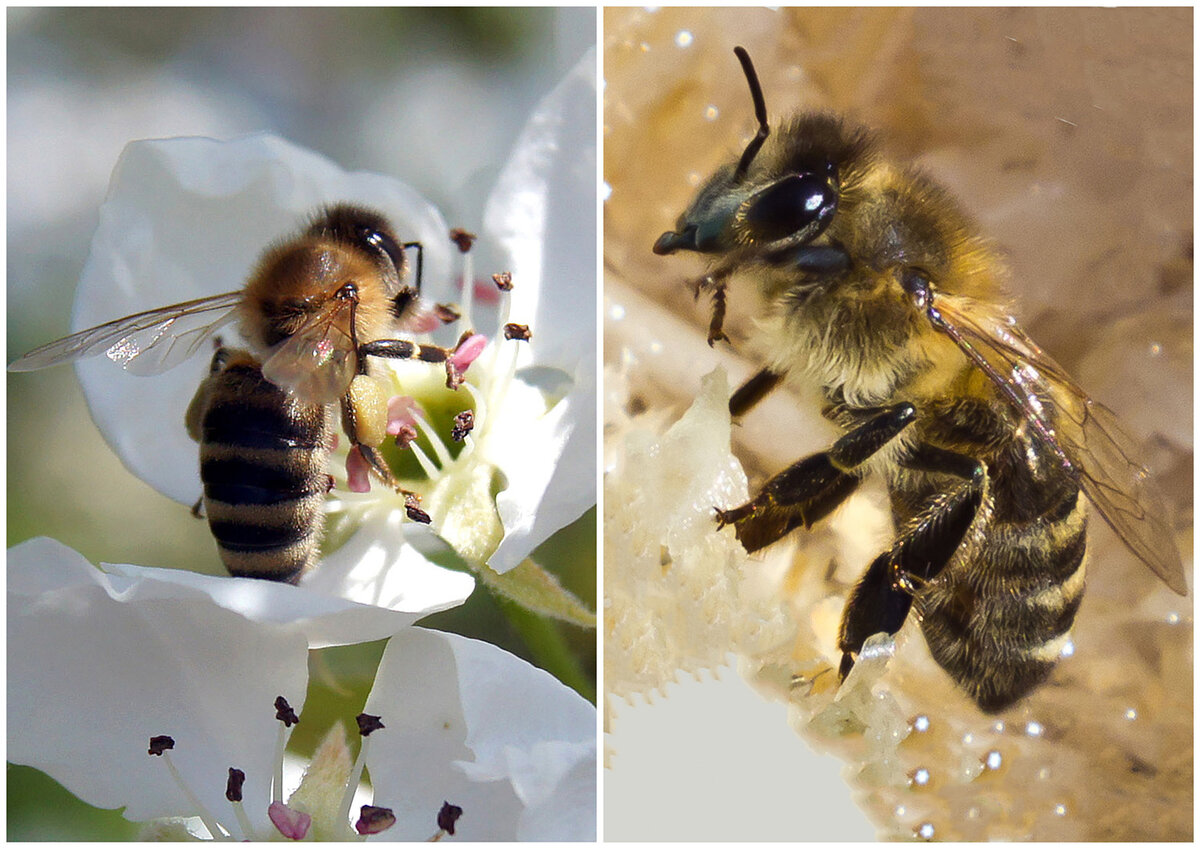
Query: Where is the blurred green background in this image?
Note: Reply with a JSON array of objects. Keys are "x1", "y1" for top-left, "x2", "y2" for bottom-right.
[{"x1": 7, "y1": 7, "x2": 596, "y2": 840}]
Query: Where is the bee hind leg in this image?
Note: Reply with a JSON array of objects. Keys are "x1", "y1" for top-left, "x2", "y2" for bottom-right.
[{"x1": 837, "y1": 444, "x2": 985, "y2": 681}]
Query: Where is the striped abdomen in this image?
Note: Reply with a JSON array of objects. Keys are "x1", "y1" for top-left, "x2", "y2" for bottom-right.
[
  {"x1": 196, "y1": 358, "x2": 332, "y2": 584},
  {"x1": 906, "y1": 417, "x2": 1087, "y2": 712}
]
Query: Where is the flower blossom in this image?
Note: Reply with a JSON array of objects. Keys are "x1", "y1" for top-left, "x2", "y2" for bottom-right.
[
  {"x1": 8, "y1": 537, "x2": 597, "y2": 840},
  {"x1": 66, "y1": 51, "x2": 596, "y2": 616}
]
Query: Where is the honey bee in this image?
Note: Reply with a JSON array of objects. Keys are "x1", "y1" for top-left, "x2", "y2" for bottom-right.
[
  {"x1": 10, "y1": 204, "x2": 474, "y2": 584},
  {"x1": 653, "y1": 48, "x2": 1188, "y2": 711}
]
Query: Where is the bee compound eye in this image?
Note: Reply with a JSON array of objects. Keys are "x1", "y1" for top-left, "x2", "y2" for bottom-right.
[
  {"x1": 743, "y1": 173, "x2": 837, "y2": 243},
  {"x1": 358, "y1": 226, "x2": 405, "y2": 274}
]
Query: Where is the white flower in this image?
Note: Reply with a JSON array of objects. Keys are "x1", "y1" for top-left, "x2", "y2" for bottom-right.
[
  {"x1": 68, "y1": 51, "x2": 596, "y2": 605},
  {"x1": 8, "y1": 536, "x2": 597, "y2": 841}
]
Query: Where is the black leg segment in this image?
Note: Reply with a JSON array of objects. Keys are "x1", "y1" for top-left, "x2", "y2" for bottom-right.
[
  {"x1": 837, "y1": 442, "x2": 985, "y2": 681},
  {"x1": 717, "y1": 402, "x2": 916, "y2": 553}
]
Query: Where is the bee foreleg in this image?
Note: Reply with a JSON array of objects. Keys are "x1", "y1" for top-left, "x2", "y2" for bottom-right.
[
  {"x1": 717, "y1": 402, "x2": 916, "y2": 552},
  {"x1": 729, "y1": 367, "x2": 785, "y2": 418},
  {"x1": 837, "y1": 443, "x2": 985, "y2": 681},
  {"x1": 358, "y1": 337, "x2": 468, "y2": 389}
]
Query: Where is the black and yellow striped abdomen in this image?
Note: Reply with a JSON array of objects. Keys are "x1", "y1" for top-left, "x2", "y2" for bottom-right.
[
  {"x1": 899, "y1": 399, "x2": 1088, "y2": 711},
  {"x1": 194, "y1": 357, "x2": 332, "y2": 584}
]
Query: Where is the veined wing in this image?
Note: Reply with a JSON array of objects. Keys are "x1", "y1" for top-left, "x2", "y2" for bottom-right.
[
  {"x1": 9, "y1": 292, "x2": 243, "y2": 375},
  {"x1": 260, "y1": 296, "x2": 356, "y2": 406},
  {"x1": 928, "y1": 294, "x2": 1187, "y2": 595}
]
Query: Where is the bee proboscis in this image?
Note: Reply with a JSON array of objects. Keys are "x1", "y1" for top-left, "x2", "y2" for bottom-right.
[{"x1": 654, "y1": 47, "x2": 1187, "y2": 711}]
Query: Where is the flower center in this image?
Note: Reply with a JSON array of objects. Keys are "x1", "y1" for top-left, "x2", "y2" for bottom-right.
[
  {"x1": 321, "y1": 232, "x2": 530, "y2": 548},
  {"x1": 145, "y1": 696, "x2": 462, "y2": 841}
]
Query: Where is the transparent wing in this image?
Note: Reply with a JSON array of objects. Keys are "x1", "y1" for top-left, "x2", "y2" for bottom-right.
[
  {"x1": 929, "y1": 294, "x2": 1187, "y2": 595},
  {"x1": 9, "y1": 292, "x2": 243, "y2": 375},
  {"x1": 260, "y1": 298, "x2": 356, "y2": 405}
]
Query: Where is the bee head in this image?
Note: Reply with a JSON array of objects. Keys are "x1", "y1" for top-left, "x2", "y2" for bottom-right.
[
  {"x1": 310, "y1": 204, "x2": 408, "y2": 290},
  {"x1": 653, "y1": 49, "x2": 852, "y2": 260}
]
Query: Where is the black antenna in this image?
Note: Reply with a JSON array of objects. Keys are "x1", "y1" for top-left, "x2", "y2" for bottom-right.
[{"x1": 732, "y1": 46, "x2": 770, "y2": 183}]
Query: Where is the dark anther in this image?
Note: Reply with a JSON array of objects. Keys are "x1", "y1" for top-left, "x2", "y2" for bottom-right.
[
  {"x1": 148, "y1": 735, "x2": 175, "y2": 756},
  {"x1": 356, "y1": 713, "x2": 386, "y2": 736},
  {"x1": 437, "y1": 801, "x2": 464, "y2": 835},
  {"x1": 492, "y1": 271, "x2": 513, "y2": 291},
  {"x1": 449, "y1": 229, "x2": 476, "y2": 253},
  {"x1": 275, "y1": 696, "x2": 300, "y2": 728},
  {"x1": 394, "y1": 423, "x2": 418, "y2": 449},
  {"x1": 407, "y1": 504, "x2": 432, "y2": 524},
  {"x1": 226, "y1": 767, "x2": 246, "y2": 802},
  {"x1": 451, "y1": 410, "x2": 475, "y2": 442},
  {"x1": 355, "y1": 805, "x2": 397, "y2": 835},
  {"x1": 503, "y1": 322, "x2": 532, "y2": 342},
  {"x1": 434, "y1": 303, "x2": 461, "y2": 324}
]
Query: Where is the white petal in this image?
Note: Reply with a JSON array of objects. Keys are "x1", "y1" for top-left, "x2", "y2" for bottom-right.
[
  {"x1": 73, "y1": 134, "x2": 454, "y2": 505},
  {"x1": 300, "y1": 511, "x2": 475, "y2": 627},
  {"x1": 478, "y1": 51, "x2": 598, "y2": 571},
  {"x1": 8, "y1": 537, "x2": 309, "y2": 828},
  {"x1": 362, "y1": 628, "x2": 596, "y2": 841},
  {"x1": 487, "y1": 364, "x2": 595, "y2": 573}
]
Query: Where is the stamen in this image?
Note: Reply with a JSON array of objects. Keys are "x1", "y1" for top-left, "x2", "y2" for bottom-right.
[
  {"x1": 226, "y1": 768, "x2": 255, "y2": 840},
  {"x1": 275, "y1": 696, "x2": 300, "y2": 727},
  {"x1": 356, "y1": 713, "x2": 386, "y2": 736},
  {"x1": 272, "y1": 697, "x2": 300, "y2": 804},
  {"x1": 268, "y1": 800, "x2": 311, "y2": 841},
  {"x1": 225, "y1": 767, "x2": 245, "y2": 802},
  {"x1": 459, "y1": 248, "x2": 476, "y2": 332},
  {"x1": 451, "y1": 410, "x2": 475, "y2": 442},
  {"x1": 148, "y1": 736, "x2": 229, "y2": 840},
  {"x1": 495, "y1": 278, "x2": 513, "y2": 331},
  {"x1": 386, "y1": 395, "x2": 423, "y2": 436},
  {"x1": 491, "y1": 271, "x2": 513, "y2": 291},
  {"x1": 408, "y1": 440, "x2": 441, "y2": 480},
  {"x1": 449, "y1": 228, "x2": 476, "y2": 253},
  {"x1": 337, "y1": 714, "x2": 385, "y2": 827},
  {"x1": 503, "y1": 322, "x2": 532, "y2": 342},
  {"x1": 393, "y1": 423, "x2": 419, "y2": 449},
  {"x1": 434, "y1": 303, "x2": 462, "y2": 324},
  {"x1": 412, "y1": 412, "x2": 454, "y2": 468},
  {"x1": 431, "y1": 801, "x2": 464, "y2": 840},
  {"x1": 454, "y1": 382, "x2": 486, "y2": 457},
  {"x1": 346, "y1": 446, "x2": 372, "y2": 493},
  {"x1": 482, "y1": 337, "x2": 521, "y2": 439},
  {"x1": 355, "y1": 805, "x2": 397, "y2": 835}
]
